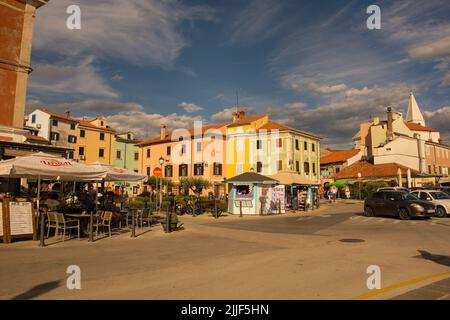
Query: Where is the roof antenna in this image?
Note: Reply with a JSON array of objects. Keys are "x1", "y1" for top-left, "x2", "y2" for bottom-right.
[{"x1": 236, "y1": 89, "x2": 239, "y2": 112}]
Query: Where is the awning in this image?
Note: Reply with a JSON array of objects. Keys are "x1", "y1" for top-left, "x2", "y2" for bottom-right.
[
  {"x1": 226, "y1": 172, "x2": 279, "y2": 185},
  {"x1": 268, "y1": 170, "x2": 318, "y2": 185}
]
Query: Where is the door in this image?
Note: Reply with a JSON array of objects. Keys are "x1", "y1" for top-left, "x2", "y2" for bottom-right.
[
  {"x1": 371, "y1": 192, "x2": 386, "y2": 215},
  {"x1": 384, "y1": 192, "x2": 400, "y2": 216}
]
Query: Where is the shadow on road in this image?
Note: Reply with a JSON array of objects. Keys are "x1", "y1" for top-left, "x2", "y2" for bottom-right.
[
  {"x1": 416, "y1": 250, "x2": 450, "y2": 267},
  {"x1": 11, "y1": 280, "x2": 63, "y2": 300}
]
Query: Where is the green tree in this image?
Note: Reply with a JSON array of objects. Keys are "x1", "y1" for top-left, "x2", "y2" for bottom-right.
[{"x1": 179, "y1": 177, "x2": 211, "y2": 196}]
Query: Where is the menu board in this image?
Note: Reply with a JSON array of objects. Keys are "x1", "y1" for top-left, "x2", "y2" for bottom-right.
[
  {"x1": 9, "y1": 202, "x2": 34, "y2": 236},
  {"x1": 0, "y1": 203, "x2": 3, "y2": 237}
]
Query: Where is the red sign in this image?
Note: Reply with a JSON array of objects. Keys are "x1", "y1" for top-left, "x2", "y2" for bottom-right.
[{"x1": 153, "y1": 167, "x2": 162, "y2": 177}]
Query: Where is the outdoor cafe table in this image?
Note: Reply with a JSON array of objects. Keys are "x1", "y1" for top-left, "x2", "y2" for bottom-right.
[{"x1": 66, "y1": 213, "x2": 99, "y2": 237}]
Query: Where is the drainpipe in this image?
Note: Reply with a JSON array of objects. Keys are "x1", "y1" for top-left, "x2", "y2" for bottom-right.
[{"x1": 415, "y1": 133, "x2": 423, "y2": 173}]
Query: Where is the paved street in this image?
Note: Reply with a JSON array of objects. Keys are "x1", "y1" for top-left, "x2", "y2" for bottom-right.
[{"x1": 1, "y1": 200, "x2": 449, "y2": 300}]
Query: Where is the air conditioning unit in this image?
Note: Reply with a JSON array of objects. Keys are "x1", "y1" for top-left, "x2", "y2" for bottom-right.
[
  {"x1": 79, "y1": 155, "x2": 86, "y2": 160},
  {"x1": 36, "y1": 124, "x2": 41, "y2": 129}
]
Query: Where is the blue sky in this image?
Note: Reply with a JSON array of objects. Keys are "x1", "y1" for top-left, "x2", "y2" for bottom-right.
[{"x1": 27, "y1": 0, "x2": 450, "y2": 147}]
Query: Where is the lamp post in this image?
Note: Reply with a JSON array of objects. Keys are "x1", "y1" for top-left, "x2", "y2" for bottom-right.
[
  {"x1": 158, "y1": 156, "x2": 164, "y2": 210},
  {"x1": 357, "y1": 172, "x2": 362, "y2": 200}
]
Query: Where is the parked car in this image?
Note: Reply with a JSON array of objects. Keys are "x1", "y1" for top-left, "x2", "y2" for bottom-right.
[
  {"x1": 377, "y1": 187, "x2": 410, "y2": 192},
  {"x1": 410, "y1": 190, "x2": 450, "y2": 218},
  {"x1": 364, "y1": 191, "x2": 435, "y2": 220}
]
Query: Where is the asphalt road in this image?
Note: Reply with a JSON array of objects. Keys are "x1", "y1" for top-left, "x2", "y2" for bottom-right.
[{"x1": 0, "y1": 200, "x2": 449, "y2": 299}]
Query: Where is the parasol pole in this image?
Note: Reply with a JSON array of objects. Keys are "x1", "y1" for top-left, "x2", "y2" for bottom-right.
[{"x1": 38, "y1": 175, "x2": 45, "y2": 247}]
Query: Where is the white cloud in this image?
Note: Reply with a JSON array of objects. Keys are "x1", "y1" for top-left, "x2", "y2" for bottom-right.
[
  {"x1": 307, "y1": 82, "x2": 347, "y2": 94},
  {"x1": 111, "y1": 74, "x2": 124, "y2": 81},
  {"x1": 345, "y1": 87, "x2": 375, "y2": 98},
  {"x1": 178, "y1": 102, "x2": 203, "y2": 113},
  {"x1": 34, "y1": 0, "x2": 214, "y2": 67},
  {"x1": 269, "y1": 84, "x2": 411, "y2": 148},
  {"x1": 28, "y1": 56, "x2": 118, "y2": 98},
  {"x1": 442, "y1": 72, "x2": 450, "y2": 86},
  {"x1": 210, "y1": 107, "x2": 255, "y2": 122},
  {"x1": 228, "y1": 0, "x2": 285, "y2": 45},
  {"x1": 409, "y1": 36, "x2": 450, "y2": 59},
  {"x1": 423, "y1": 106, "x2": 450, "y2": 142},
  {"x1": 107, "y1": 111, "x2": 202, "y2": 139}
]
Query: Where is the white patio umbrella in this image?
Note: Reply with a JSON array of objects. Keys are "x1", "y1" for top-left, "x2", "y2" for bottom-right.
[{"x1": 86, "y1": 162, "x2": 146, "y2": 182}]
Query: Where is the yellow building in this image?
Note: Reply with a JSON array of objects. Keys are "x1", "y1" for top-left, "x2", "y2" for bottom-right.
[
  {"x1": 75, "y1": 116, "x2": 116, "y2": 165},
  {"x1": 226, "y1": 111, "x2": 321, "y2": 183}
]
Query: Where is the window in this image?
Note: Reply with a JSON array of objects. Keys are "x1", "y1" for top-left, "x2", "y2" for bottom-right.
[
  {"x1": 68, "y1": 135, "x2": 77, "y2": 143},
  {"x1": 304, "y1": 141, "x2": 308, "y2": 150},
  {"x1": 165, "y1": 165, "x2": 173, "y2": 177},
  {"x1": 80, "y1": 130, "x2": 85, "y2": 138},
  {"x1": 181, "y1": 144, "x2": 186, "y2": 154},
  {"x1": 276, "y1": 138, "x2": 282, "y2": 148},
  {"x1": 99, "y1": 148, "x2": 105, "y2": 158},
  {"x1": 70, "y1": 123, "x2": 76, "y2": 130},
  {"x1": 134, "y1": 152, "x2": 139, "y2": 161},
  {"x1": 196, "y1": 142, "x2": 202, "y2": 152},
  {"x1": 313, "y1": 163, "x2": 316, "y2": 174},
  {"x1": 127, "y1": 134, "x2": 131, "y2": 140},
  {"x1": 296, "y1": 161, "x2": 299, "y2": 173},
  {"x1": 312, "y1": 143, "x2": 315, "y2": 152},
  {"x1": 257, "y1": 161, "x2": 263, "y2": 173},
  {"x1": 304, "y1": 162, "x2": 310, "y2": 175},
  {"x1": 428, "y1": 165, "x2": 432, "y2": 174},
  {"x1": 50, "y1": 132, "x2": 60, "y2": 141},
  {"x1": 68, "y1": 150, "x2": 74, "y2": 159},
  {"x1": 213, "y1": 162, "x2": 222, "y2": 176},
  {"x1": 179, "y1": 164, "x2": 188, "y2": 177},
  {"x1": 116, "y1": 150, "x2": 122, "y2": 159},
  {"x1": 237, "y1": 164, "x2": 243, "y2": 174},
  {"x1": 194, "y1": 163, "x2": 204, "y2": 176},
  {"x1": 146, "y1": 148, "x2": 151, "y2": 158},
  {"x1": 336, "y1": 167, "x2": 340, "y2": 173},
  {"x1": 146, "y1": 167, "x2": 151, "y2": 176},
  {"x1": 257, "y1": 140, "x2": 262, "y2": 150},
  {"x1": 100, "y1": 132, "x2": 105, "y2": 140},
  {"x1": 277, "y1": 160, "x2": 283, "y2": 171},
  {"x1": 52, "y1": 119, "x2": 58, "y2": 127},
  {"x1": 79, "y1": 146, "x2": 85, "y2": 156},
  {"x1": 295, "y1": 139, "x2": 299, "y2": 150},
  {"x1": 100, "y1": 121, "x2": 104, "y2": 126},
  {"x1": 167, "y1": 146, "x2": 171, "y2": 156},
  {"x1": 236, "y1": 139, "x2": 244, "y2": 152},
  {"x1": 31, "y1": 114, "x2": 36, "y2": 124}
]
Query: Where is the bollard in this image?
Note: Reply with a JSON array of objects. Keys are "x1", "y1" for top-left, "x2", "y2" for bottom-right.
[
  {"x1": 214, "y1": 200, "x2": 218, "y2": 219},
  {"x1": 89, "y1": 210, "x2": 94, "y2": 242},
  {"x1": 165, "y1": 212, "x2": 171, "y2": 233},
  {"x1": 39, "y1": 207, "x2": 46, "y2": 247},
  {"x1": 278, "y1": 199, "x2": 281, "y2": 215},
  {"x1": 131, "y1": 209, "x2": 136, "y2": 238},
  {"x1": 239, "y1": 201, "x2": 243, "y2": 218}
]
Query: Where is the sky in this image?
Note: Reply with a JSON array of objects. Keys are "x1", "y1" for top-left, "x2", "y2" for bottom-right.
[{"x1": 27, "y1": 0, "x2": 450, "y2": 148}]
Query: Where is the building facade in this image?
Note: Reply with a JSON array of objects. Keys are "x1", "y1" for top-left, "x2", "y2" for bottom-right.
[
  {"x1": 114, "y1": 131, "x2": 140, "y2": 171},
  {"x1": 75, "y1": 116, "x2": 116, "y2": 165},
  {"x1": 25, "y1": 109, "x2": 78, "y2": 158}
]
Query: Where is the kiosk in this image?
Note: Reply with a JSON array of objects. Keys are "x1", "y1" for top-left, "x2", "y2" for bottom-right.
[{"x1": 226, "y1": 172, "x2": 283, "y2": 215}]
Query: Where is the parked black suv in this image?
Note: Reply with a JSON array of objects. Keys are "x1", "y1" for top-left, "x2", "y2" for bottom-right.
[{"x1": 364, "y1": 191, "x2": 435, "y2": 220}]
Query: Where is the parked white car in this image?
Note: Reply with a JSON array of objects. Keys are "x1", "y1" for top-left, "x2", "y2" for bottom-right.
[
  {"x1": 410, "y1": 190, "x2": 450, "y2": 218},
  {"x1": 377, "y1": 187, "x2": 410, "y2": 192}
]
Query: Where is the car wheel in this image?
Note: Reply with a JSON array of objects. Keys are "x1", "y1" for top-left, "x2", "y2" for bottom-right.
[
  {"x1": 364, "y1": 206, "x2": 374, "y2": 217},
  {"x1": 398, "y1": 207, "x2": 410, "y2": 220},
  {"x1": 436, "y1": 206, "x2": 447, "y2": 218}
]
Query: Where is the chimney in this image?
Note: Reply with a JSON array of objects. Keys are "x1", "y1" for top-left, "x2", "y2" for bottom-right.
[
  {"x1": 238, "y1": 110, "x2": 246, "y2": 120},
  {"x1": 386, "y1": 107, "x2": 394, "y2": 141},
  {"x1": 65, "y1": 109, "x2": 71, "y2": 118},
  {"x1": 232, "y1": 112, "x2": 239, "y2": 123},
  {"x1": 160, "y1": 125, "x2": 166, "y2": 140}
]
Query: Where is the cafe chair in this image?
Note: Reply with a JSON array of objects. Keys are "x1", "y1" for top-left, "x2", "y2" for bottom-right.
[
  {"x1": 47, "y1": 212, "x2": 80, "y2": 241},
  {"x1": 141, "y1": 208, "x2": 152, "y2": 227},
  {"x1": 94, "y1": 211, "x2": 113, "y2": 238}
]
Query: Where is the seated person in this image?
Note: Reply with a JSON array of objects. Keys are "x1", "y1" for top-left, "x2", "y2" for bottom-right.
[{"x1": 42, "y1": 192, "x2": 65, "y2": 211}]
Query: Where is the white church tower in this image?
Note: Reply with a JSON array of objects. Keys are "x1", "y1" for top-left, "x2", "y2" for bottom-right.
[{"x1": 406, "y1": 92, "x2": 426, "y2": 126}]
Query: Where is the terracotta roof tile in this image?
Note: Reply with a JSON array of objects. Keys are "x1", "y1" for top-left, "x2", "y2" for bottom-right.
[
  {"x1": 320, "y1": 149, "x2": 359, "y2": 165},
  {"x1": 226, "y1": 115, "x2": 266, "y2": 128},
  {"x1": 78, "y1": 120, "x2": 116, "y2": 132},
  {"x1": 24, "y1": 134, "x2": 49, "y2": 143},
  {"x1": 334, "y1": 161, "x2": 418, "y2": 179},
  {"x1": 38, "y1": 108, "x2": 78, "y2": 122},
  {"x1": 406, "y1": 122, "x2": 437, "y2": 132}
]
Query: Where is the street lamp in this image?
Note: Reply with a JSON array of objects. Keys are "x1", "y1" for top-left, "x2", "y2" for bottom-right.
[
  {"x1": 357, "y1": 172, "x2": 362, "y2": 200},
  {"x1": 159, "y1": 156, "x2": 164, "y2": 210}
]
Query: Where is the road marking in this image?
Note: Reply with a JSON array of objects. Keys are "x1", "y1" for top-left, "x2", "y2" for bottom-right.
[
  {"x1": 352, "y1": 270, "x2": 450, "y2": 300},
  {"x1": 297, "y1": 216, "x2": 313, "y2": 221},
  {"x1": 318, "y1": 214, "x2": 331, "y2": 218}
]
